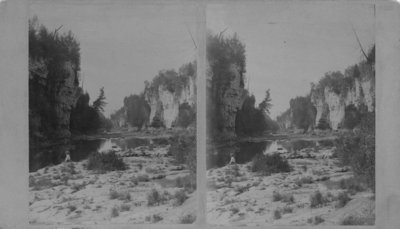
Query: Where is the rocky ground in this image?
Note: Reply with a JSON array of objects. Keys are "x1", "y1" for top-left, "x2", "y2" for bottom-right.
[
  {"x1": 207, "y1": 145, "x2": 375, "y2": 226},
  {"x1": 29, "y1": 144, "x2": 196, "y2": 225}
]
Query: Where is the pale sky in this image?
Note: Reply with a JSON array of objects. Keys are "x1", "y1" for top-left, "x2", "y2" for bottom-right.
[
  {"x1": 30, "y1": 1, "x2": 197, "y2": 117},
  {"x1": 207, "y1": 1, "x2": 375, "y2": 119}
]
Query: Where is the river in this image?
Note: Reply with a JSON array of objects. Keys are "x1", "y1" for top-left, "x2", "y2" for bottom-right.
[
  {"x1": 29, "y1": 136, "x2": 170, "y2": 172},
  {"x1": 207, "y1": 138, "x2": 335, "y2": 169}
]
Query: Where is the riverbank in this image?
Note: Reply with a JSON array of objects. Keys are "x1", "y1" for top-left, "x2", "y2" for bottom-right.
[
  {"x1": 29, "y1": 142, "x2": 196, "y2": 224},
  {"x1": 206, "y1": 142, "x2": 375, "y2": 226}
]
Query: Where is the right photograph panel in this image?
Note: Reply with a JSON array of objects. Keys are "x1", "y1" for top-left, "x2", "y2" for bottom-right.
[{"x1": 206, "y1": 1, "x2": 375, "y2": 226}]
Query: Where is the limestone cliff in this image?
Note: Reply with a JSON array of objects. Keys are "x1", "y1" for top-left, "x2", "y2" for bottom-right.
[
  {"x1": 29, "y1": 59, "x2": 80, "y2": 139},
  {"x1": 207, "y1": 62, "x2": 247, "y2": 134},
  {"x1": 144, "y1": 69, "x2": 196, "y2": 129},
  {"x1": 310, "y1": 61, "x2": 375, "y2": 130}
]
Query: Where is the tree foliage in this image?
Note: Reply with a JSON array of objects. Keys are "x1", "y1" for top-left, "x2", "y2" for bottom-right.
[
  {"x1": 335, "y1": 112, "x2": 375, "y2": 191},
  {"x1": 70, "y1": 90, "x2": 111, "y2": 134},
  {"x1": 289, "y1": 96, "x2": 316, "y2": 132},
  {"x1": 235, "y1": 95, "x2": 279, "y2": 136},
  {"x1": 123, "y1": 94, "x2": 150, "y2": 130},
  {"x1": 258, "y1": 89, "x2": 272, "y2": 115},
  {"x1": 29, "y1": 16, "x2": 82, "y2": 139},
  {"x1": 207, "y1": 32, "x2": 247, "y2": 135},
  {"x1": 92, "y1": 87, "x2": 107, "y2": 112}
]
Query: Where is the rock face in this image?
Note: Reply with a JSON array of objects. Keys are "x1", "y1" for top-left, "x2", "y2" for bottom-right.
[
  {"x1": 144, "y1": 74, "x2": 196, "y2": 128},
  {"x1": 53, "y1": 62, "x2": 81, "y2": 137},
  {"x1": 29, "y1": 59, "x2": 80, "y2": 139},
  {"x1": 310, "y1": 62, "x2": 375, "y2": 130},
  {"x1": 207, "y1": 63, "x2": 247, "y2": 135}
]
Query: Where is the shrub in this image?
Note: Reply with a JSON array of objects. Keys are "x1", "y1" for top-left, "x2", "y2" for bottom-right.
[
  {"x1": 339, "y1": 177, "x2": 366, "y2": 194},
  {"x1": 273, "y1": 209, "x2": 282, "y2": 220},
  {"x1": 109, "y1": 190, "x2": 131, "y2": 201},
  {"x1": 317, "y1": 118, "x2": 331, "y2": 130},
  {"x1": 67, "y1": 205, "x2": 77, "y2": 213},
  {"x1": 120, "y1": 204, "x2": 130, "y2": 212},
  {"x1": 168, "y1": 134, "x2": 196, "y2": 175},
  {"x1": 313, "y1": 215, "x2": 325, "y2": 225},
  {"x1": 310, "y1": 190, "x2": 325, "y2": 208},
  {"x1": 175, "y1": 175, "x2": 196, "y2": 193},
  {"x1": 230, "y1": 207, "x2": 240, "y2": 215},
  {"x1": 251, "y1": 153, "x2": 291, "y2": 175},
  {"x1": 335, "y1": 112, "x2": 375, "y2": 191},
  {"x1": 174, "y1": 189, "x2": 188, "y2": 206},
  {"x1": 282, "y1": 205, "x2": 293, "y2": 214},
  {"x1": 273, "y1": 191, "x2": 294, "y2": 203},
  {"x1": 272, "y1": 191, "x2": 283, "y2": 202},
  {"x1": 111, "y1": 207, "x2": 119, "y2": 217},
  {"x1": 175, "y1": 102, "x2": 196, "y2": 128},
  {"x1": 180, "y1": 213, "x2": 196, "y2": 224},
  {"x1": 147, "y1": 189, "x2": 161, "y2": 206},
  {"x1": 86, "y1": 152, "x2": 127, "y2": 172},
  {"x1": 336, "y1": 192, "x2": 351, "y2": 208},
  {"x1": 341, "y1": 215, "x2": 374, "y2": 225},
  {"x1": 137, "y1": 174, "x2": 150, "y2": 182},
  {"x1": 146, "y1": 214, "x2": 163, "y2": 223},
  {"x1": 295, "y1": 176, "x2": 313, "y2": 187}
]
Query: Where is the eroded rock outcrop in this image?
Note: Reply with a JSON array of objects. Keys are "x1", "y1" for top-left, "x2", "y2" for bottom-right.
[
  {"x1": 144, "y1": 69, "x2": 196, "y2": 129},
  {"x1": 29, "y1": 59, "x2": 80, "y2": 139},
  {"x1": 207, "y1": 63, "x2": 247, "y2": 134},
  {"x1": 310, "y1": 61, "x2": 375, "y2": 130}
]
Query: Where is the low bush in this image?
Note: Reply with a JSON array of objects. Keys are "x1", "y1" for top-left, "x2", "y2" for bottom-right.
[
  {"x1": 175, "y1": 175, "x2": 196, "y2": 193},
  {"x1": 147, "y1": 189, "x2": 162, "y2": 206},
  {"x1": 137, "y1": 174, "x2": 150, "y2": 182},
  {"x1": 86, "y1": 152, "x2": 127, "y2": 172},
  {"x1": 310, "y1": 190, "x2": 326, "y2": 208},
  {"x1": 273, "y1": 191, "x2": 294, "y2": 203},
  {"x1": 273, "y1": 209, "x2": 282, "y2": 220},
  {"x1": 180, "y1": 213, "x2": 196, "y2": 224},
  {"x1": 67, "y1": 205, "x2": 77, "y2": 213},
  {"x1": 341, "y1": 215, "x2": 375, "y2": 225},
  {"x1": 339, "y1": 177, "x2": 366, "y2": 194},
  {"x1": 111, "y1": 207, "x2": 119, "y2": 217},
  {"x1": 295, "y1": 176, "x2": 313, "y2": 187},
  {"x1": 251, "y1": 153, "x2": 291, "y2": 175},
  {"x1": 120, "y1": 204, "x2": 130, "y2": 212},
  {"x1": 230, "y1": 206, "x2": 240, "y2": 215},
  {"x1": 109, "y1": 189, "x2": 131, "y2": 201},
  {"x1": 146, "y1": 214, "x2": 163, "y2": 223},
  {"x1": 336, "y1": 192, "x2": 351, "y2": 208},
  {"x1": 173, "y1": 189, "x2": 188, "y2": 206},
  {"x1": 308, "y1": 215, "x2": 325, "y2": 225},
  {"x1": 282, "y1": 205, "x2": 293, "y2": 214},
  {"x1": 168, "y1": 134, "x2": 196, "y2": 175},
  {"x1": 146, "y1": 189, "x2": 170, "y2": 206}
]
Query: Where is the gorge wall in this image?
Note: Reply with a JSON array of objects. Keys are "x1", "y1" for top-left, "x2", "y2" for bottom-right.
[
  {"x1": 29, "y1": 59, "x2": 80, "y2": 140},
  {"x1": 310, "y1": 61, "x2": 375, "y2": 130},
  {"x1": 278, "y1": 50, "x2": 375, "y2": 131},
  {"x1": 207, "y1": 62, "x2": 247, "y2": 135},
  {"x1": 144, "y1": 73, "x2": 196, "y2": 128}
]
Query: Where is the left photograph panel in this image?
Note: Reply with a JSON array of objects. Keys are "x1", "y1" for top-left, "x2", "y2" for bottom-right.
[{"x1": 29, "y1": 1, "x2": 197, "y2": 225}]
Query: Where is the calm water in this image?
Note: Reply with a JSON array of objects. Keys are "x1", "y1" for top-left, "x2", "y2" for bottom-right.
[
  {"x1": 29, "y1": 137, "x2": 169, "y2": 172},
  {"x1": 207, "y1": 139, "x2": 334, "y2": 169}
]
